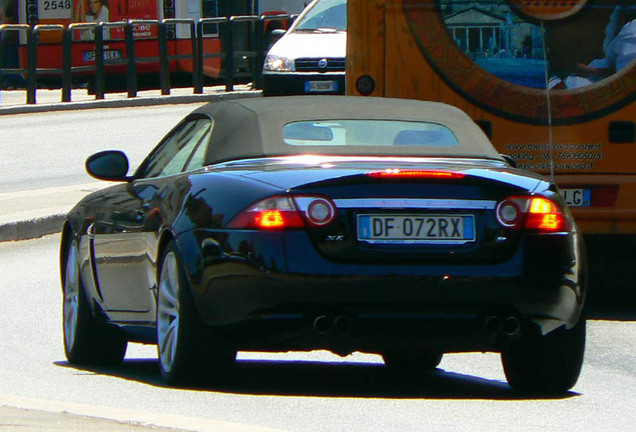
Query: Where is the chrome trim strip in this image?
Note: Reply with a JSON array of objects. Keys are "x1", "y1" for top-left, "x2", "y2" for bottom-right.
[{"x1": 333, "y1": 198, "x2": 497, "y2": 210}]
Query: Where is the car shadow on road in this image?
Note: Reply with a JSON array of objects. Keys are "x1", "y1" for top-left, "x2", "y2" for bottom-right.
[{"x1": 55, "y1": 358, "x2": 579, "y2": 401}]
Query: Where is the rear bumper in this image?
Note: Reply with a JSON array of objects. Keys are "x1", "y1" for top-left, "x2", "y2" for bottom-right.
[
  {"x1": 196, "y1": 272, "x2": 582, "y2": 353},
  {"x1": 180, "y1": 229, "x2": 585, "y2": 354},
  {"x1": 262, "y1": 72, "x2": 346, "y2": 96}
]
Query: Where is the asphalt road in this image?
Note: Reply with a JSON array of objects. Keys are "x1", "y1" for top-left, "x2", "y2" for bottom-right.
[
  {"x1": 1, "y1": 234, "x2": 635, "y2": 432},
  {"x1": 0, "y1": 104, "x2": 205, "y2": 193}
]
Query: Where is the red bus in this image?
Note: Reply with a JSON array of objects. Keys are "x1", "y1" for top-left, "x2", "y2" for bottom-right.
[{"x1": 9, "y1": 0, "x2": 306, "y2": 82}]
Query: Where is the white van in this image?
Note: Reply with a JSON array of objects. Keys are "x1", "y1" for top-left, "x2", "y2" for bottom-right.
[{"x1": 262, "y1": 0, "x2": 346, "y2": 96}]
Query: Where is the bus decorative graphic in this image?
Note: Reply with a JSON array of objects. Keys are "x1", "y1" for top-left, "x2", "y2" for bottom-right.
[{"x1": 401, "y1": 0, "x2": 636, "y2": 124}]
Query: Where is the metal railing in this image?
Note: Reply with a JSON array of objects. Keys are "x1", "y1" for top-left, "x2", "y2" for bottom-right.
[
  {"x1": 0, "y1": 14, "x2": 293, "y2": 104},
  {"x1": 0, "y1": 24, "x2": 30, "y2": 95}
]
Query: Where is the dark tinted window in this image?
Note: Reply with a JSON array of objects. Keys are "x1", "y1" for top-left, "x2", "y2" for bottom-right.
[{"x1": 137, "y1": 118, "x2": 213, "y2": 179}]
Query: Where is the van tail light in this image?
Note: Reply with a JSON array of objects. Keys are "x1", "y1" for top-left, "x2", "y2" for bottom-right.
[
  {"x1": 227, "y1": 195, "x2": 337, "y2": 229},
  {"x1": 496, "y1": 196, "x2": 570, "y2": 232}
]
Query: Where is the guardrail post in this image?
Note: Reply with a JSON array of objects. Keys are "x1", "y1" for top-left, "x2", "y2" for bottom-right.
[
  {"x1": 62, "y1": 26, "x2": 72, "y2": 102},
  {"x1": 124, "y1": 21, "x2": 137, "y2": 98},
  {"x1": 94, "y1": 23, "x2": 105, "y2": 100},
  {"x1": 197, "y1": 17, "x2": 227, "y2": 90},
  {"x1": 187, "y1": 20, "x2": 198, "y2": 93},
  {"x1": 253, "y1": 17, "x2": 265, "y2": 90},
  {"x1": 223, "y1": 19, "x2": 235, "y2": 92},
  {"x1": 26, "y1": 26, "x2": 37, "y2": 104},
  {"x1": 194, "y1": 20, "x2": 204, "y2": 94},
  {"x1": 158, "y1": 21, "x2": 170, "y2": 95}
]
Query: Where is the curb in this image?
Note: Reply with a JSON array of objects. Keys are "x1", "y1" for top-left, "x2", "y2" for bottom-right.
[
  {"x1": 0, "y1": 214, "x2": 66, "y2": 243},
  {"x1": 0, "y1": 89, "x2": 262, "y2": 115}
]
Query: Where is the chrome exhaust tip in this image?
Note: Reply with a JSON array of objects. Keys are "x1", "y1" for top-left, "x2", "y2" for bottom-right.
[
  {"x1": 502, "y1": 317, "x2": 521, "y2": 336},
  {"x1": 484, "y1": 316, "x2": 502, "y2": 335},
  {"x1": 313, "y1": 315, "x2": 330, "y2": 334},
  {"x1": 333, "y1": 315, "x2": 352, "y2": 334}
]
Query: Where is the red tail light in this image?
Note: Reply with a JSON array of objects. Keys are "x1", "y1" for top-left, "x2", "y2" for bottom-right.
[
  {"x1": 496, "y1": 196, "x2": 570, "y2": 232},
  {"x1": 227, "y1": 196, "x2": 305, "y2": 229},
  {"x1": 255, "y1": 210, "x2": 288, "y2": 228},
  {"x1": 367, "y1": 169, "x2": 465, "y2": 179},
  {"x1": 227, "y1": 195, "x2": 337, "y2": 229}
]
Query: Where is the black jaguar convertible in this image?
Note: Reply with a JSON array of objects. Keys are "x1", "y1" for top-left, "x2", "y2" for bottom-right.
[{"x1": 61, "y1": 96, "x2": 586, "y2": 393}]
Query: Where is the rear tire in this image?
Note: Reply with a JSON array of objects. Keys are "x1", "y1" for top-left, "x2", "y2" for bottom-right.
[
  {"x1": 502, "y1": 318, "x2": 586, "y2": 394},
  {"x1": 156, "y1": 241, "x2": 235, "y2": 385},
  {"x1": 63, "y1": 239, "x2": 127, "y2": 366},
  {"x1": 382, "y1": 351, "x2": 443, "y2": 372}
]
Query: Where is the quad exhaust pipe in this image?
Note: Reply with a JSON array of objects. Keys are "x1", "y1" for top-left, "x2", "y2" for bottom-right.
[
  {"x1": 484, "y1": 315, "x2": 521, "y2": 336},
  {"x1": 314, "y1": 314, "x2": 519, "y2": 337},
  {"x1": 502, "y1": 316, "x2": 521, "y2": 336},
  {"x1": 313, "y1": 315, "x2": 331, "y2": 334},
  {"x1": 312, "y1": 315, "x2": 352, "y2": 335}
]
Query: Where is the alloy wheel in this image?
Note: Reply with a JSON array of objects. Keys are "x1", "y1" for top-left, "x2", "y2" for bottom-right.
[
  {"x1": 157, "y1": 251, "x2": 181, "y2": 374},
  {"x1": 63, "y1": 243, "x2": 80, "y2": 352}
]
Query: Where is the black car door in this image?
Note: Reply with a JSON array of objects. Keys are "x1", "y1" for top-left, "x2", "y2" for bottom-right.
[
  {"x1": 92, "y1": 183, "x2": 153, "y2": 312},
  {"x1": 93, "y1": 116, "x2": 213, "y2": 313}
]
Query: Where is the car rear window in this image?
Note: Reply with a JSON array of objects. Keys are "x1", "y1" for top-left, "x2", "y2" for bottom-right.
[{"x1": 282, "y1": 120, "x2": 459, "y2": 148}]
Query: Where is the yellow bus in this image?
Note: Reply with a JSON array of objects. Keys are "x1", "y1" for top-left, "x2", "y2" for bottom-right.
[{"x1": 347, "y1": 0, "x2": 636, "y2": 302}]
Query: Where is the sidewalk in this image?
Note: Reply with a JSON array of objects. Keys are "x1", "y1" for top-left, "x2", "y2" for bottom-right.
[
  {"x1": 0, "y1": 84, "x2": 260, "y2": 242},
  {"x1": 0, "y1": 182, "x2": 108, "y2": 242},
  {"x1": 0, "y1": 84, "x2": 260, "y2": 115}
]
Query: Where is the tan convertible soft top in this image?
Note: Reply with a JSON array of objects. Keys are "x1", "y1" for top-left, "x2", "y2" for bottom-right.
[{"x1": 194, "y1": 96, "x2": 502, "y2": 164}]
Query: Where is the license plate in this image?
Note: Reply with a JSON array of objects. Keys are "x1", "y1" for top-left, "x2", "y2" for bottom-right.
[
  {"x1": 83, "y1": 50, "x2": 123, "y2": 62},
  {"x1": 357, "y1": 214, "x2": 475, "y2": 244},
  {"x1": 305, "y1": 80, "x2": 337, "y2": 93},
  {"x1": 561, "y1": 188, "x2": 591, "y2": 207}
]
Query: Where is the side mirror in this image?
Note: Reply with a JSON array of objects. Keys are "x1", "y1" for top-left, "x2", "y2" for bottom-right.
[
  {"x1": 86, "y1": 150, "x2": 130, "y2": 181},
  {"x1": 501, "y1": 154, "x2": 518, "y2": 168}
]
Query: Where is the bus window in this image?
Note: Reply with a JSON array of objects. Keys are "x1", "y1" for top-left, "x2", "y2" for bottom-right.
[{"x1": 201, "y1": 0, "x2": 219, "y2": 36}]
